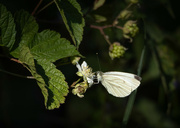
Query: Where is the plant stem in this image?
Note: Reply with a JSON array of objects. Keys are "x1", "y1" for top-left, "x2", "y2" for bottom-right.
[
  {"x1": 90, "y1": 25, "x2": 112, "y2": 45},
  {"x1": 71, "y1": 78, "x2": 82, "y2": 87},
  {"x1": 122, "y1": 46, "x2": 146, "y2": 127},
  {"x1": 36, "y1": 0, "x2": 55, "y2": 15},
  {"x1": 115, "y1": 26, "x2": 124, "y2": 30},
  {"x1": 32, "y1": 0, "x2": 43, "y2": 16},
  {"x1": 0, "y1": 69, "x2": 34, "y2": 79}
]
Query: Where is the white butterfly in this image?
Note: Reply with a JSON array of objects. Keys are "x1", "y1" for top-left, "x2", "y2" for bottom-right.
[
  {"x1": 74, "y1": 61, "x2": 141, "y2": 98},
  {"x1": 91, "y1": 71, "x2": 141, "y2": 97}
]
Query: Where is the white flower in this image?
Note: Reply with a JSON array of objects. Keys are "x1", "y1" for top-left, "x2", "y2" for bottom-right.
[{"x1": 76, "y1": 61, "x2": 93, "y2": 85}]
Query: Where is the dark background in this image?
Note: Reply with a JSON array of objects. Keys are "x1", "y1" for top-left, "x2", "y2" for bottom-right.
[{"x1": 0, "y1": 0, "x2": 180, "y2": 127}]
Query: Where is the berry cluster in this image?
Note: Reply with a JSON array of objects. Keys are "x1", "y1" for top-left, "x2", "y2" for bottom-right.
[
  {"x1": 123, "y1": 20, "x2": 139, "y2": 41},
  {"x1": 109, "y1": 42, "x2": 126, "y2": 60}
]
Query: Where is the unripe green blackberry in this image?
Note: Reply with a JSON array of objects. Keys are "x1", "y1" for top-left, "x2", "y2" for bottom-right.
[
  {"x1": 109, "y1": 42, "x2": 126, "y2": 60},
  {"x1": 123, "y1": 20, "x2": 139, "y2": 42}
]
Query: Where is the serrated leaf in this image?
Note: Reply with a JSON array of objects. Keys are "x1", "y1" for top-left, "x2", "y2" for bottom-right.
[
  {"x1": 54, "y1": 0, "x2": 85, "y2": 48},
  {"x1": 19, "y1": 45, "x2": 68, "y2": 109},
  {"x1": 36, "y1": 59, "x2": 69, "y2": 109},
  {"x1": 30, "y1": 30, "x2": 80, "y2": 62},
  {"x1": 10, "y1": 10, "x2": 38, "y2": 58},
  {"x1": 0, "y1": 4, "x2": 16, "y2": 50},
  {"x1": 19, "y1": 45, "x2": 49, "y2": 107}
]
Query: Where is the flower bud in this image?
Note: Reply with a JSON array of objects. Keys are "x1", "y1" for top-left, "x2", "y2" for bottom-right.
[{"x1": 71, "y1": 57, "x2": 80, "y2": 65}]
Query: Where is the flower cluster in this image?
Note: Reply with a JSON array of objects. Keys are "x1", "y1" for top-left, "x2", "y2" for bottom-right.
[
  {"x1": 123, "y1": 20, "x2": 139, "y2": 42},
  {"x1": 72, "y1": 61, "x2": 93, "y2": 98},
  {"x1": 109, "y1": 42, "x2": 126, "y2": 60}
]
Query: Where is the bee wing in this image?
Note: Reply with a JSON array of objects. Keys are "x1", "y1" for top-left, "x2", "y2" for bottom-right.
[{"x1": 100, "y1": 71, "x2": 141, "y2": 97}]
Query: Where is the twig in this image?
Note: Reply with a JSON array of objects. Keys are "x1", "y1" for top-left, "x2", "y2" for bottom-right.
[
  {"x1": 31, "y1": 0, "x2": 43, "y2": 16},
  {"x1": 90, "y1": 25, "x2": 112, "y2": 45},
  {"x1": 36, "y1": 1, "x2": 55, "y2": 15},
  {"x1": 0, "y1": 69, "x2": 34, "y2": 79}
]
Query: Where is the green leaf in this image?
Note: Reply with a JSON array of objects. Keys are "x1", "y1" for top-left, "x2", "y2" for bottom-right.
[
  {"x1": 0, "y1": 4, "x2": 16, "y2": 50},
  {"x1": 36, "y1": 59, "x2": 69, "y2": 110},
  {"x1": 0, "y1": 6, "x2": 76, "y2": 109},
  {"x1": 54, "y1": 0, "x2": 85, "y2": 48},
  {"x1": 19, "y1": 45, "x2": 49, "y2": 108},
  {"x1": 19, "y1": 45, "x2": 69, "y2": 110},
  {"x1": 93, "y1": 14, "x2": 107, "y2": 23},
  {"x1": 30, "y1": 30, "x2": 80, "y2": 62},
  {"x1": 93, "y1": 0, "x2": 106, "y2": 10},
  {"x1": 10, "y1": 10, "x2": 38, "y2": 58}
]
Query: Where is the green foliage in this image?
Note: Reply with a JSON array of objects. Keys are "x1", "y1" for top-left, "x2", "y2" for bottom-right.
[
  {"x1": 1, "y1": 0, "x2": 180, "y2": 128},
  {"x1": 0, "y1": 4, "x2": 81, "y2": 109},
  {"x1": 93, "y1": 0, "x2": 106, "y2": 10},
  {"x1": 10, "y1": 10, "x2": 39, "y2": 58},
  {"x1": 35, "y1": 59, "x2": 68, "y2": 110},
  {"x1": 19, "y1": 45, "x2": 49, "y2": 107},
  {"x1": 0, "y1": 4, "x2": 16, "y2": 50},
  {"x1": 30, "y1": 30, "x2": 80, "y2": 62},
  {"x1": 54, "y1": 0, "x2": 85, "y2": 48}
]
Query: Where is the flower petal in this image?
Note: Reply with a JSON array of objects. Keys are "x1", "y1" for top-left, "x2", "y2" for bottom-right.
[
  {"x1": 81, "y1": 61, "x2": 87, "y2": 70},
  {"x1": 87, "y1": 77, "x2": 93, "y2": 86},
  {"x1": 76, "y1": 62, "x2": 82, "y2": 72}
]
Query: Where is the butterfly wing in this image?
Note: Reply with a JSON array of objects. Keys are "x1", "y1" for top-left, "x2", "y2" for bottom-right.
[{"x1": 100, "y1": 71, "x2": 141, "y2": 97}]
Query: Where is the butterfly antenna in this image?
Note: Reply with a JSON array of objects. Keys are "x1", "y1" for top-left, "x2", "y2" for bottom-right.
[{"x1": 96, "y1": 53, "x2": 101, "y2": 71}]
